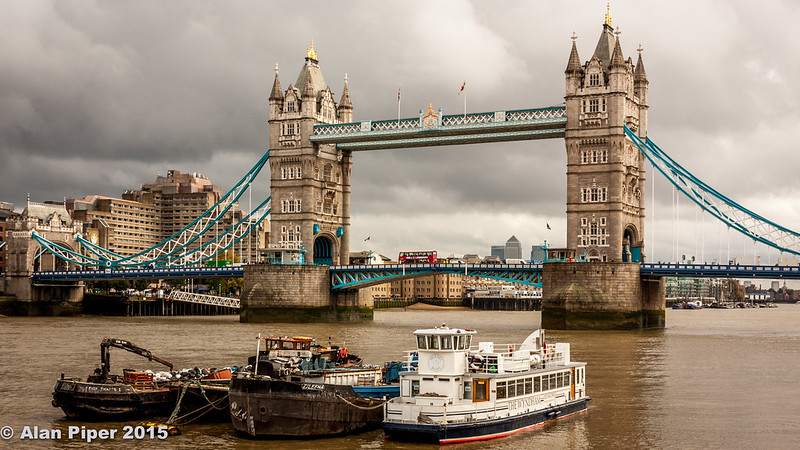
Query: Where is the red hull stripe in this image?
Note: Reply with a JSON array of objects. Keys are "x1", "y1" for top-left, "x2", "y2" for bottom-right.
[{"x1": 438, "y1": 408, "x2": 587, "y2": 445}]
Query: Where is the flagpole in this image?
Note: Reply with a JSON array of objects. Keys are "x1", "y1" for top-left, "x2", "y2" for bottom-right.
[
  {"x1": 458, "y1": 81, "x2": 466, "y2": 118},
  {"x1": 397, "y1": 84, "x2": 401, "y2": 123}
]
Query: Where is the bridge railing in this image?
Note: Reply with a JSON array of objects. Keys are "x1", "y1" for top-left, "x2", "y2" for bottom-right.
[
  {"x1": 168, "y1": 290, "x2": 240, "y2": 309},
  {"x1": 32, "y1": 265, "x2": 245, "y2": 281},
  {"x1": 640, "y1": 263, "x2": 800, "y2": 278}
]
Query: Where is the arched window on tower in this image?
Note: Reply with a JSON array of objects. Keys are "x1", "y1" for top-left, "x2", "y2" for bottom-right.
[{"x1": 323, "y1": 164, "x2": 333, "y2": 182}]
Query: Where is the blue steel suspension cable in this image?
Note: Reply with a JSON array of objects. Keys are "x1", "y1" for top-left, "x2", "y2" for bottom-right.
[
  {"x1": 162, "y1": 197, "x2": 271, "y2": 267},
  {"x1": 624, "y1": 126, "x2": 800, "y2": 256}
]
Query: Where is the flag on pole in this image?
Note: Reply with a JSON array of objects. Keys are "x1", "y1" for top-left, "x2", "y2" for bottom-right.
[
  {"x1": 547, "y1": 223, "x2": 551, "y2": 230},
  {"x1": 458, "y1": 81, "x2": 466, "y2": 95}
]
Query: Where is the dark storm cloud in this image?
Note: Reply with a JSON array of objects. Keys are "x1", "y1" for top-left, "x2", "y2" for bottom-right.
[{"x1": 2, "y1": 0, "x2": 800, "y2": 261}]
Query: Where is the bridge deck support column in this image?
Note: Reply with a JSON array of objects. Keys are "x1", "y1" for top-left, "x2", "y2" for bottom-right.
[
  {"x1": 542, "y1": 262, "x2": 664, "y2": 330},
  {"x1": 240, "y1": 264, "x2": 372, "y2": 323}
]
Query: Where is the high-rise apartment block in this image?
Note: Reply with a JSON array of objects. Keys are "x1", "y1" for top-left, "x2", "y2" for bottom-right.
[{"x1": 70, "y1": 170, "x2": 265, "y2": 262}]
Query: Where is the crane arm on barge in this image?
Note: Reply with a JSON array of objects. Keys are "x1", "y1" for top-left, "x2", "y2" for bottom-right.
[{"x1": 99, "y1": 338, "x2": 173, "y2": 382}]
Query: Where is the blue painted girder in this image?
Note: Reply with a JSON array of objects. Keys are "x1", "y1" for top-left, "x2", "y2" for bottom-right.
[{"x1": 329, "y1": 263, "x2": 543, "y2": 290}]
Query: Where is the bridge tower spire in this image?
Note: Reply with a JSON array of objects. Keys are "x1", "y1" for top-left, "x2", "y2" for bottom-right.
[
  {"x1": 564, "y1": 19, "x2": 649, "y2": 263},
  {"x1": 268, "y1": 42, "x2": 353, "y2": 265}
]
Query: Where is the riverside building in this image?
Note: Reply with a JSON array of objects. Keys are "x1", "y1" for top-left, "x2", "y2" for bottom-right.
[{"x1": 69, "y1": 170, "x2": 266, "y2": 262}]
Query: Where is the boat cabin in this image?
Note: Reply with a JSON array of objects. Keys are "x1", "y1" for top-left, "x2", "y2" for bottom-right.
[{"x1": 263, "y1": 336, "x2": 314, "y2": 351}]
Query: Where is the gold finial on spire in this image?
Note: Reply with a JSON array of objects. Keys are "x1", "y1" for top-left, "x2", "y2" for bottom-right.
[
  {"x1": 571, "y1": 31, "x2": 578, "y2": 42},
  {"x1": 306, "y1": 39, "x2": 317, "y2": 60},
  {"x1": 604, "y1": 3, "x2": 612, "y2": 26}
]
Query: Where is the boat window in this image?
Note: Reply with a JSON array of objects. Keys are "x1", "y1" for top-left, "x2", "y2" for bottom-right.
[
  {"x1": 542, "y1": 375, "x2": 549, "y2": 391},
  {"x1": 441, "y1": 336, "x2": 452, "y2": 350},
  {"x1": 524, "y1": 377, "x2": 533, "y2": 395},
  {"x1": 515, "y1": 379, "x2": 525, "y2": 396},
  {"x1": 427, "y1": 336, "x2": 439, "y2": 350},
  {"x1": 465, "y1": 335, "x2": 472, "y2": 349},
  {"x1": 496, "y1": 381, "x2": 507, "y2": 399},
  {"x1": 507, "y1": 380, "x2": 516, "y2": 397},
  {"x1": 463, "y1": 381, "x2": 472, "y2": 400},
  {"x1": 534, "y1": 376, "x2": 542, "y2": 393},
  {"x1": 417, "y1": 336, "x2": 427, "y2": 350},
  {"x1": 473, "y1": 379, "x2": 489, "y2": 402},
  {"x1": 411, "y1": 380, "x2": 420, "y2": 397}
]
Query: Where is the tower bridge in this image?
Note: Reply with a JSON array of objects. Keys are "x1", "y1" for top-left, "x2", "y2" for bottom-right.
[{"x1": 6, "y1": 14, "x2": 800, "y2": 328}]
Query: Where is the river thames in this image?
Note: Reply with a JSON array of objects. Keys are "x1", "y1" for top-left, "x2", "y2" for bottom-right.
[{"x1": 1, "y1": 306, "x2": 799, "y2": 449}]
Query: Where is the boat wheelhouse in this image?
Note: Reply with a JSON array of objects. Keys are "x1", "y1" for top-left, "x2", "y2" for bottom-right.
[{"x1": 383, "y1": 326, "x2": 589, "y2": 444}]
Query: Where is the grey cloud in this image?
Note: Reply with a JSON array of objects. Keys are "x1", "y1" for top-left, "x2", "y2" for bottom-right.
[{"x1": 2, "y1": 0, "x2": 800, "y2": 262}]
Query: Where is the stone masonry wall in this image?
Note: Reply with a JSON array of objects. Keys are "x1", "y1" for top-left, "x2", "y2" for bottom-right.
[
  {"x1": 242, "y1": 264, "x2": 330, "y2": 309},
  {"x1": 240, "y1": 264, "x2": 373, "y2": 323},
  {"x1": 542, "y1": 261, "x2": 665, "y2": 329}
]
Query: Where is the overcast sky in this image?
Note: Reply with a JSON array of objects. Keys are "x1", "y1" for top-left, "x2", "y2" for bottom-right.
[{"x1": 2, "y1": 1, "x2": 800, "y2": 265}]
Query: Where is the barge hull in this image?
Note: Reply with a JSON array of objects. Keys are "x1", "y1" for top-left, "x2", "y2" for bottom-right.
[
  {"x1": 229, "y1": 377, "x2": 384, "y2": 438},
  {"x1": 383, "y1": 397, "x2": 589, "y2": 444},
  {"x1": 52, "y1": 379, "x2": 172, "y2": 420}
]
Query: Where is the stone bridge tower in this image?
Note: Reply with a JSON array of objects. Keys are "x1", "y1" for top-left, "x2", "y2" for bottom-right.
[
  {"x1": 564, "y1": 14, "x2": 649, "y2": 262},
  {"x1": 268, "y1": 41, "x2": 353, "y2": 265},
  {"x1": 3, "y1": 200, "x2": 83, "y2": 311}
]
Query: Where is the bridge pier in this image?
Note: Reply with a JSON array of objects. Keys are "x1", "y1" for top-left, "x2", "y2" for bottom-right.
[
  {"x1": 2, "y1": 275, "x2": 83, "y2": 315},
  {"x1": 542, "y1": 262, "x2": 664, "y2": 330},
  {"x1": 239, "y1": 264, "x2": 372, "y2": 323}
]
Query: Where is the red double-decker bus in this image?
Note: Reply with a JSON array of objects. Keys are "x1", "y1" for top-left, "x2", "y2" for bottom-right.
[{"x1": 398, "y1": 251, "x2": 437, "y2": 264}]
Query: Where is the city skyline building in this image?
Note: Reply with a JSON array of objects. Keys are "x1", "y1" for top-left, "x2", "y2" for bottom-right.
[
  {"x1": 505, "y1": 235, "x2": 522, "y2": 260},
  {"x1": 490, "y1": 245, "x2": 505, "y2": 261}
]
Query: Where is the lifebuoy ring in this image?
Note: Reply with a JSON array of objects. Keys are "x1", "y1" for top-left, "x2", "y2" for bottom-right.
[
  {"x1": 469, "y1": 354, "x2": 484, "y2": 371},
  {"x1": 339, "y1": 348, "x2": 348, "y2": 360}
]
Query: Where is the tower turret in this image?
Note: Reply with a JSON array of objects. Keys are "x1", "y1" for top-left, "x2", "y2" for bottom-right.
[
  {"x1": 634, "y1": 44, "x2": 649, "y2": 104},
  {"x1": 608, "y1": 32, "x2": 627, "y2": 94},
  {"x1": 565, "y1": 33, "x2": 584, "y2": 96},
  {"x1": 338, "y1": 74, "x2": 353, "y2": 123},
  {"x1": 301, "y1": 68, "x2": 316, "y2": 118},
  {"x1": 269, "y1": 63, "x2": 284, "y2": 118}
]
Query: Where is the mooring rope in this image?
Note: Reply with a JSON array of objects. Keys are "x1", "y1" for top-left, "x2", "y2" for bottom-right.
[{"x1": 334, "y1": 393, "x2": 387, "y2": 411}]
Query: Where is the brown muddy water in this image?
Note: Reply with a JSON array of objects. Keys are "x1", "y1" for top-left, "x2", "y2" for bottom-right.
[{"x1": 1, "y1": 306, "x2": 799, "y2": 449}]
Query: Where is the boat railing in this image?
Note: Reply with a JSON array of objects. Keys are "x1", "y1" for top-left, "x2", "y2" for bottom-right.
[
  {"x1": 401, "y1": 351, "x2": 419, "y2": 372},
  {"x1": 542, "y1": 344, "x2": 566, "y2": 368}
]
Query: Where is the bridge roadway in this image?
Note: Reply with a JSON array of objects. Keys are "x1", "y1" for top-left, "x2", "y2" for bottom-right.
[{"x1": 24, "y1": 263, "x2": 800, "y2": 289}]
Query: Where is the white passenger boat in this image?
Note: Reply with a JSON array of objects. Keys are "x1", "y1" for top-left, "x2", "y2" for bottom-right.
[{"x1": 383, "y1": 326, "x2": 589, "y2": 444}]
